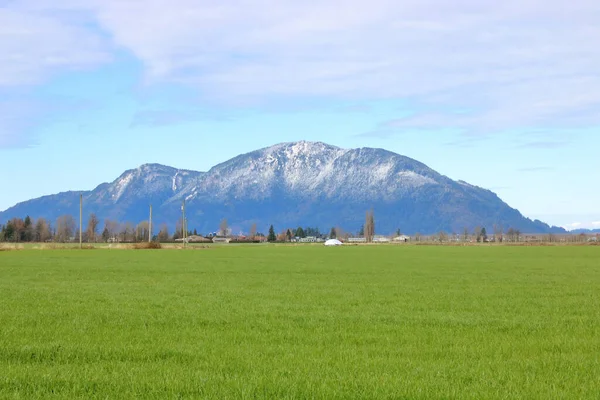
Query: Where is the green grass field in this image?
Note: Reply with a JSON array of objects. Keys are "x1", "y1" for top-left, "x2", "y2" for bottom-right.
[{"x1": 1, "y1": 246, "x2": 599, "y2": 399}]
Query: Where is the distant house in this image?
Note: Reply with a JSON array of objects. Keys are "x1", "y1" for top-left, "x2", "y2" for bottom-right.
[
  {"x1": 299, "y1": 236, "x2": 324, "y2": 243},
  {"x1": 188, "y1": 235, "x2": 212, "y2": 243},
  {"x1": 393, "y1": 235, "x2": 410, "y2": 242},
  {"x1": 372, "y1": 235, "x2": 391, "y2": 243},
  {"x1": 176, "y1": 235, "x2": 212, "y2": 243},
  {"x1": 347, "y1": 237, "x2": 367, "y2": 243}
]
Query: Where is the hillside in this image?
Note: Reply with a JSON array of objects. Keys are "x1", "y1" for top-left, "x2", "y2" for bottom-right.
[{"x1": 0, "y1": 141, "x2": 565, "y2": 235}]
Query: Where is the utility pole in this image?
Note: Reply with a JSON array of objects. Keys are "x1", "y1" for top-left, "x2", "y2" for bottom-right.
[
  {"x1": 79, "y1": 194, "x2": 83, "y2": 249},
  {"x1": 149, "y1": 204, "x2": 153, "y2": 243},
  {"x1": 181, "y1": 200, "x2": 186, "y2": 248}
]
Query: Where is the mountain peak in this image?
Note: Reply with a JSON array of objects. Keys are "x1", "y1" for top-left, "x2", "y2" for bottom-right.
[
  {"x1": 258, "y1": 141, "x2": 345, "y2": 157},
  {"x1": 266, "y1": 140, "x2": 342, "y2": 150},
  {"x1": 0, "y1": 141, "x2": 564, "y2": 234}
]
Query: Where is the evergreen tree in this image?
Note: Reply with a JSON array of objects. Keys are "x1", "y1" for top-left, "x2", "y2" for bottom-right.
[
  {"x1": 3, "y1": 221, "x2": 15, "y2": 242},
  {"x1": 101, "y1": 227, "x2": 110, "y2": 242},
  {"x1": 304, "y1": 227, "x2": 321, "y2": 237},
  {"x1": 268, "y1": 225, "x2": 276, "y2": 242},
  {"x1": 295, "y1": 227, "x2": 305, "y2": 238},
  {"x1": 286, "y1": 229, "x2": 292, "y2": 242},
  {"x1": 329, "y1": 227, "x2": 337, "y2": 239},
  {"x1": 23, "y1": 216, "x2": 33, "y2": 242},
  {"x1": 480, "y1": 227, "x2": 488, "y2": 241}
]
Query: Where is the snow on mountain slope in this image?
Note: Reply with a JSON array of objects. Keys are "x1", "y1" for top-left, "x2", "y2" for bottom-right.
[
  {"x1": 173, "y1": 141, "x2": 442, "y2": 203},
  {"x1": 0, "y1": 141, "x2": 565, "y2": 234}
]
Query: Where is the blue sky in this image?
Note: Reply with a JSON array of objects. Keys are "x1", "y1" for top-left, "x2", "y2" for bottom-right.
[{"x1": 1, "y1": 0, "x2": 599, "y2": 230}]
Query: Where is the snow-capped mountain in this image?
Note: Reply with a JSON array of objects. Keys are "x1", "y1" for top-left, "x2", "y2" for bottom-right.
[{"x1": 0, "y1": 141, "x2": 564, "y2": 234}]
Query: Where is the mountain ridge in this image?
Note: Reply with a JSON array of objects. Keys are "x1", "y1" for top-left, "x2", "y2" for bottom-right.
[{"x1": 0, "y1": 141, "x2": 566, "y2": 235}]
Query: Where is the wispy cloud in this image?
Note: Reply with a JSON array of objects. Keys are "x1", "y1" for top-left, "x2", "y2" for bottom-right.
[
  {"x1": 83, "y1": 0, "x2": 600, "y2": 128},
  {"x1": 2, "y1": 0, "x2": 600, "y2": 144},
  {"x1": 0, "y1": 4, "x2": 111, "y2": 86}
]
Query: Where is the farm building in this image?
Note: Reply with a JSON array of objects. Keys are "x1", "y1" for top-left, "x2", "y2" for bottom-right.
[
  {"x1": 372, "y1": 235, "x2": 391, "y2": 243},
  {"x1": 299, "y1": 236, "x2": 324, "y2": 243},
  {"x1": 347, "y1": 237, "x2": 367, "y2": 243}
]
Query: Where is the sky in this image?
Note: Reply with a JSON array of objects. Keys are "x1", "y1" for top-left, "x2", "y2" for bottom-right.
[{"x1": 0, "y1": 0, "x2": 599, "y2": 230}]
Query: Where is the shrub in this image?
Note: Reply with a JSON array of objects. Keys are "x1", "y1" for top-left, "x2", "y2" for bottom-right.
[{"x1": 133, "y1": 242, "x2": 162, "y2": 250}]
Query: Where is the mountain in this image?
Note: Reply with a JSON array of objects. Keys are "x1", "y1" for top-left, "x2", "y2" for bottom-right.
[
  {"x1": 0, "y1": 141, "x2": 565, "y2": 235},
  {"x1": 571, "y1": 229, "x2": 600, "y2": 234}
]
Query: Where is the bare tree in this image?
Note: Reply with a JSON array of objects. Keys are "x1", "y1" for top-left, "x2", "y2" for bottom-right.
[
  {"x1": 335, "y1": 226, "x2": 349, "y2": 241},
  {"x1": 463, "y1": 227, "x2": 470, "y2": 242},
  {"x1": 507, "y1": 228, "x2": 515, "y2": 242},
  {"x1": 493, "y1": 224, "x2": 503, "y2": 243},
  {"x1": 219, "y1": 218, "x2": 229, "y2": 237},
  {"x1": 438, "y1": 231, "x2": 448, "y2": 243},
  {"x1": 473, "y1": 226, "x2": 482, "y2": 243},
  {"x1": 277, "y1": 230, "x2": 288, "y2": 242},
  {"x1": 174, "y1": 219, "x2": 183, "y2": 240},
  {"x1": 136, "y1": 221, "x2": 149, "y2": 242},
  {"x1": 86, "y1": 213, "x2": 99, "y2": 243},
  {"x1": 121, "y1": 222, "x2": 135, "y2": 242},
  {"x1": 34, "y1": 218, "x2": 52, "y2": 242},
  {"x1": 249, "y1": 223, "x2": 257, "y2": 240},
  {"x1": 56, "y1": 215, "x2": 76, "y2": 242},
  {"x1": 157, "y1": 224, "x2": 170, "y2": 242},
  {"x1": 102, "y1": 219, "x2": 120, "y2": 242}
]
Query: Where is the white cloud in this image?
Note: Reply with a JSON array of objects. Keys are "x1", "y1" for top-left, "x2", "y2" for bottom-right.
[
  {"x1": 563, "y1": 221, "x2": 600, "y2": 231},
  {"x1": 0, "y1": 5, "x2": 110, "y2": 86},
  {"x1": 565, "y1": 222, "x2": 583, "y2": 230},
  {"x1": 2, "y1": 0, "x2": 600, "y2": 139},
  {"x1": 93, "y1": 0, "x2": 600, "y2": 133}
]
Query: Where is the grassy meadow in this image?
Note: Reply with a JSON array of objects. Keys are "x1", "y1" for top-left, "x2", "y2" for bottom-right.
[{"x1": 1, "y1": 246, "x2": 599, "y2": 398}]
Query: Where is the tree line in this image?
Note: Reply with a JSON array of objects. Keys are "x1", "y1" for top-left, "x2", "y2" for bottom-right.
[
  {"x1": 0, "y1": 214, "x2": 277, "y2": 243},
  {"x1": 2, "y1": 212, "x2": 585, "y2": 244},
  {"x1": 0, "y1": 214, "x2": 182, "y2": 243}
]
